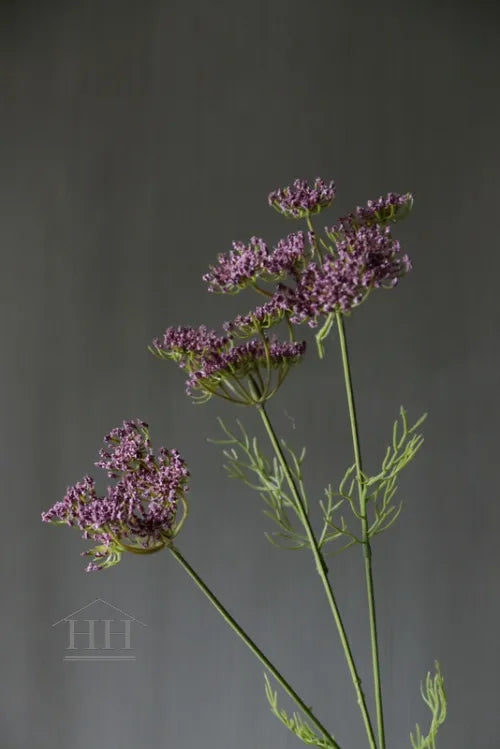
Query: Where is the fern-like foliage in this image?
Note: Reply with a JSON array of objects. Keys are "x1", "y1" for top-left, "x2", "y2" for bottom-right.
[
  {"x1": 319, "y1": 408, "x2": 426, "y2": 553},
  {"x1": 264, "y1": 674, "x2": 338, "y2": 749},
  {"x1": 211, "y1": 409, "x2": 425, "y2": 557},
  {"x1": 364, "y1": 407, "x2": 426, "y2": 537},
  {"x1": 318, "y1": 465, "x2": 362, "y2": 553},
  {"x1": 410, "y1": 662, "x2": 447, "y2": 749},
  {"x1": 211, "y1": 418, "x2": 310, "y2": 549}
]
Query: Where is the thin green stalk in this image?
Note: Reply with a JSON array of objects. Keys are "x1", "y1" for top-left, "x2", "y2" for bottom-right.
[
  {"x1": 168, "y1": 545, "x2": 339, "y2": 749},
  {"x1": 336, "y1": 312, "x2": 386, "y2": 749},
  {"x1": 257, "y1": 404, "x2": 377, "y2": 749},
  {"x1": 306, "y1": 214, "x2": 323, "y2": 262}
]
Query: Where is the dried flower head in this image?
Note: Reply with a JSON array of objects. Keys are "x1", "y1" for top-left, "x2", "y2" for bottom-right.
[
  {"x1": 42, "y1": 420, "x2": 189, "y2": 571},
  {"x1": 268, "y1": 178, "x2": 336, "y2": 219}
]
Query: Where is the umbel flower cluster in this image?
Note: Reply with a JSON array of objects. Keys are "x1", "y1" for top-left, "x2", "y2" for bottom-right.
[
  {"x1": 42, "y1": 420, "x2": 189, "y2": 570},
  {"x1": 150, "y1": 178, "x2": 412, "y2": 404},
  {"x1": 268, "y1": 177, "x2": 336, "y2": 218}
]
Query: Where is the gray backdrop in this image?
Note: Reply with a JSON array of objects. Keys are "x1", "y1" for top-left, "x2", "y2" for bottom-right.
[{"x1": 1, "y1": 1, "x2": 499, "y2": 747}]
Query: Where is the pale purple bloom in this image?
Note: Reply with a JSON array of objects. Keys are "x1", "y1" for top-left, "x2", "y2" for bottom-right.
[
  {"x1": 203, "y1": 236, "x2": 269, "y2": 293},
  {"x1": 331, "y1": 192, "x2": 413, "y2": 236},
  {"x1": 152, "y1": 318, "x2": 304, "y2": 402},
  {"x1": 203, "y1": 232, "x2": 311, "y2": 293},
  {"x1": 152, "y1": 326, "x2": 229, "y2": 365},
  {"x1": 42, "y1": 476, "x2": 98, "y2": 528},
  {"x1": 223, "y1": 292, "x2": 288, "y2": 338},
  {"x1": 283, "y1": 224, "x2": 411, "y2": 326},
  {"x1": 265, "y1": 232, "x2": 312, "y2": 276},
  {"x1": 42, "y1": 422, "x2": 189, "y2": 571},
  {"x1": 186, "y1": 338, "x2": 306, "y2": 399},
  {"x1": 268, "y1": 178, "x2": 336, "y2": 219},
  {"x1": 96, "y1": 419, "x2": 151, "y2": 477}
]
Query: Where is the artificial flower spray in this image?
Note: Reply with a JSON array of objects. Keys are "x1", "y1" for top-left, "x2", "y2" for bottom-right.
[{"x1": 43, "y1": 178, "x2": 446, "y2": 749}]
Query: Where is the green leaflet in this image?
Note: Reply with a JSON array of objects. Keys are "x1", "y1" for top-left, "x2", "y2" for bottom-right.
[
  {"x1": 410, "y1": 662, "x2": 447, "y2": 749},
  {"x1": 264, "y1": 674, "x2": 338, "y2": 749},
  {"x1": 319, "y1": 408, "x2": 426, "y2": 553},
  {"x1": 210, "y1": 417, "x2": 310, "y2": 550}
]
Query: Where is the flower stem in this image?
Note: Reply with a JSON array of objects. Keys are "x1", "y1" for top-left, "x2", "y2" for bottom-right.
[
  {"x1": 335, "y1": 312, "x2": 386, "y2": 749},
  {"x1": 257, "y1": 404, "x2": 377, "y2": 749},
  {"x1": 168, "y1": 544, "x2": 339, "y2": 749},
  {"x1": 306, "y1": 214, "x2": 323, "y2": 262}
]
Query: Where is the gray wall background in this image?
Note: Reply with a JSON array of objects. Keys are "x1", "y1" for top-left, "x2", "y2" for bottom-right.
[{"x1": 1, "y1": 1, "x2": 499, "y2": 747}]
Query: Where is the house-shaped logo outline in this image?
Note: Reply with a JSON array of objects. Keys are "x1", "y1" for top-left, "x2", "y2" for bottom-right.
[
  {"x1": 53, "y1": 599, "x2": 147, "y2": 661},
  {"x1": 52, "y1": 598, "x2": 147, "y2": 627}
]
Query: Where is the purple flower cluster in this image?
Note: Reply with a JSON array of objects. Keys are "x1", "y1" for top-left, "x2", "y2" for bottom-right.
[
  {"x1": 42, "y1": 420, "x2": 189, "y2": 571},
  {"x1": 268, "y1": 178, "x2": 336, "y2": 219},
  {"x1": 186, "y1": 338, "x2": 306, "y2": 400},
  {"x1": 152, "y1": 325, "x2": 229, "y2": 365},
  {"x1": 152, "y1": 321, "x2": 305, "y2": 403},
  {"x1": 203, "y1": 232, "x2": 311, "y2": 294},
  {"x1": 283, "y1": 224, "x2": 411, "y2": 326},
  {"x1": 222, "y1": 292, "x2": 288, "y2": 338},
  {"x1": 268, "y1": 232, "x2": 312, "y2": 275},
  {"x1": 158, "y1": 177, "x2": 413, "y2": 397},
  {"x1": 332, "y1": 192, "x2": 414, "y2": 236},
  {"x1": 203, "y1": 237, "x2": 268, "y2": 294},
  {"x1": 96, "y1": 419, "x2": 151, "y2": 477}
]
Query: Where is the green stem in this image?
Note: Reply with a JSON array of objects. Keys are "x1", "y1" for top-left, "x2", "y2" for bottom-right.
[
  {"x1": 336, "y1": 312, "x2": 386, "y2": 749},
  {"x1": 306, "y1": 214, "x2": 323, "y2": 261},
  {"x1": 257, "y1": 404, "x2": 377, "y2": 749},
  {"x1": 168, "y1": 545, "x2": 339, "y2": 749}
]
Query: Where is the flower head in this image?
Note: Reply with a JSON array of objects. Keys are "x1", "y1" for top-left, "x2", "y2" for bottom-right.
[
  {"x1": 151, "y1": 325, "x2": 229, "y2": 366},
  {"x1": 203, "y1": 237, "x2": 269, "y2": 294},
  {"x1": 222, "y1": 292, "x2": 288, "y2": 338},
  {"x1": 42, "y1": 421, "x2": 189, "y2": 571},
  {"x1": 268, "y1": 178, "x2": 336, "y2": 219},
  {"x1": 265, "y1": 232, "x2": 312, "y2": 276},
  {"x1": 332, "y1": 192, "x2": 413, "y2": 237},
  {"x1": 203, "y1": 232, "x2": 312, "y2": 294},
  {"x1": 96, "y1": 419, "x2": 151, "y2": 477},
  {"x1": 153, "y1": 322, "x2": 305, "y2": 404},
  {"x1": 186, "y1": 337, "x2": 306, "y2": 404},
  {"x1": 284, "y1": 224, "x2": 411, "y2": 326}
]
